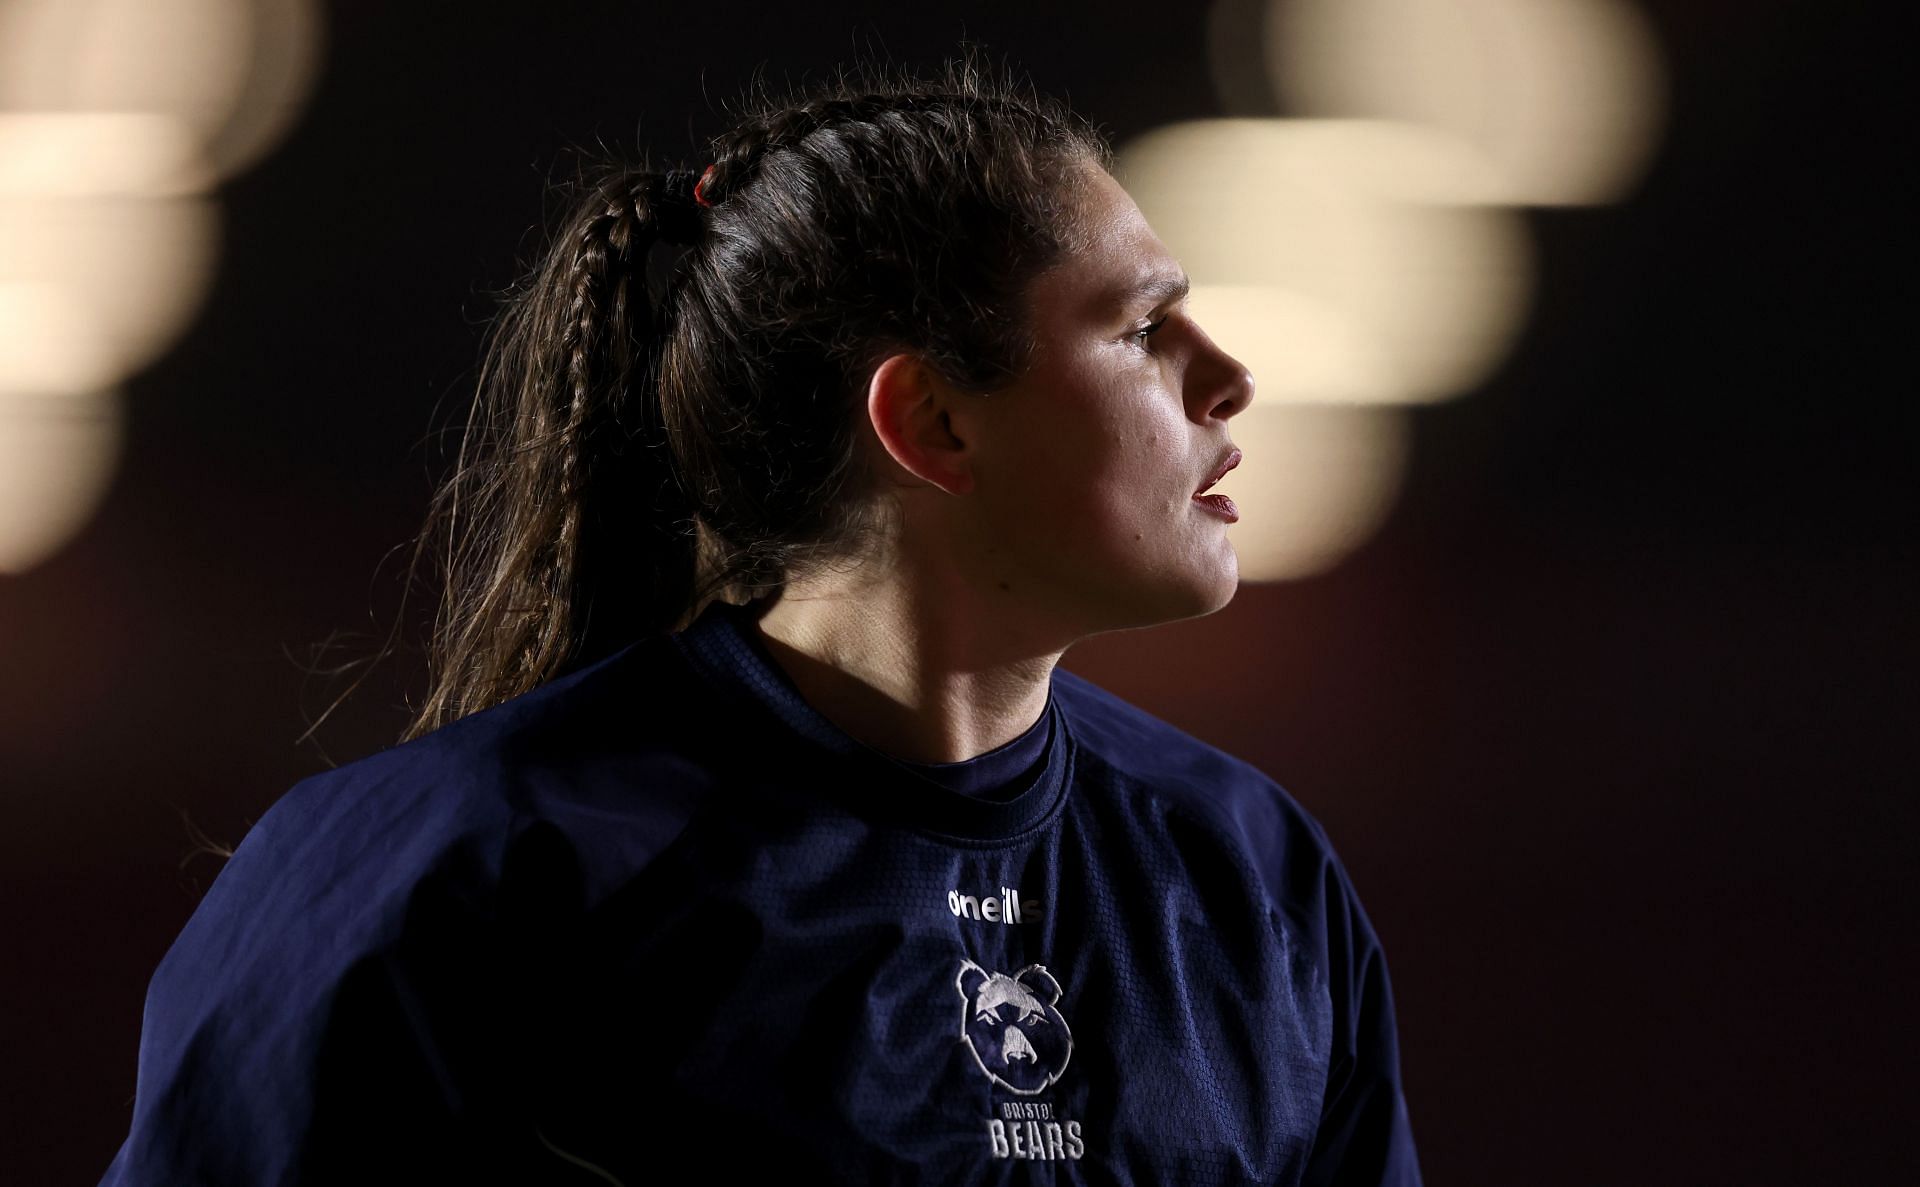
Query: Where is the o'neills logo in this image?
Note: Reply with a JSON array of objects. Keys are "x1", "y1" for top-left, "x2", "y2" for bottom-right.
[{"x1": 947, "y1": 886, "x2": 1043, "y2": 925}]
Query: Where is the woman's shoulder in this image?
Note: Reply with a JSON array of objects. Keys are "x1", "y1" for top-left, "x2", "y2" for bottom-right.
[
  {"x1": 1050, "y1": 665, "x2": 1363, "y2": 933},
  {"x1": 147, "y1": 637, "x2": 696, "y2": 1012},
  {"x1": 1053, "y1": 666, "x2": 1329, "y2": 843},
  {"x1": 218, "y1": 632, "x2": 713, "y2": 930},
  {"x1": 113, "y1": 644, "x2": 710, "y2": 1186}
]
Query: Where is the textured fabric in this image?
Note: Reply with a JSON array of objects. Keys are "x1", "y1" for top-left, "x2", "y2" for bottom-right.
[{"x1": 100, "y1": 598, "x2": 1423, "y2": 1186}]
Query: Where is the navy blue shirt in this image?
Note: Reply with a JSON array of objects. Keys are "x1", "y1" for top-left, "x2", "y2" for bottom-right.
[{"x1": 102, "y1": 598, "x2": 1422, "y2": 1185}]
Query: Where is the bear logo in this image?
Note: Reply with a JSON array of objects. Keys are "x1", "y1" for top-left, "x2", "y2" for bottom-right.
[{"x1": 956, "y1": 960, "x2": 1074, "y2": 1095}]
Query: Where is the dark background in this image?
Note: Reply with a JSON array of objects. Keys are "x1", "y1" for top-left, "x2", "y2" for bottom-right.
[{"x1": 4, "y1": 1, "x2": 1910, "y2": 1182}]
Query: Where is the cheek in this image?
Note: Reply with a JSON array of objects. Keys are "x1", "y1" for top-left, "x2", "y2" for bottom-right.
[
  {"x1": 1012, "y1": 428, "x2": 1145, "y2": 538},
  {"x1": 1021, "y1": 382, "x2": 1171, "y2": 497},
  {"x1": 1064, "y1": 417, "x2": 1190, "y2": 530},
  {"x1": 976, "y1": 364, "x2": 1188, "y2": 555}
]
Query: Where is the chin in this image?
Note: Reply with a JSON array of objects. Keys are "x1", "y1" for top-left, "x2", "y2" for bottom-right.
[
  {"x1": 1087, "y1": 562, "x2": 1240, "y2": 635},
  {"x1": 1188, "y1": 568, "x2": 1241, "y2": 619},
  {"x1": 1170, "y1": 539, "x2": 1241, "y2": 614}
]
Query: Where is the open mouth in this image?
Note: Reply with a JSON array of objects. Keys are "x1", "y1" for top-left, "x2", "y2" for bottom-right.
[
  {"x1": 1192, "y1": 491, "x2": 1239, "y2": 522},
  {"x1": 1192, "y1": 448, "x2": 1242, "y2": 522},
  {"x1": 1194, "y1": 447, "x2": 1241, "y2": 497}
]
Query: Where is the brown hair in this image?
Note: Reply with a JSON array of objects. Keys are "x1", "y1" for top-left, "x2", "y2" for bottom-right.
[{"x1": 403, "y1": 53, "x2": 1112, "y2": 740}]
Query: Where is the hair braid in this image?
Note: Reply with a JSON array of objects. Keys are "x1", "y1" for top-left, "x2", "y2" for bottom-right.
[
  {"x1": 696, "y1": 92, "x2": 949, "y2": 208},
  {"x1": 409, "y1": 166, "x2": 695, "y2": 735},
  {"x1": 400, "y1": 53, "x2": 1111, "y2": 739}
]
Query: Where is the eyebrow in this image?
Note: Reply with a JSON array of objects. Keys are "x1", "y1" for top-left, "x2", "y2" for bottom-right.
[{"x1": 1107, "y1": 269, "x2": 1191, "y2": 315}]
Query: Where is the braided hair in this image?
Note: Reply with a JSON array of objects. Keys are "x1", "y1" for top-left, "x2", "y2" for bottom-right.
[{"x1": 405, "y1": 55, "x2": 1111, "y2": 739}]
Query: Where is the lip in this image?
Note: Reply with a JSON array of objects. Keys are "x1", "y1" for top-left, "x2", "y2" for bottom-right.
[
  {"x1": 1192, "y1": 492, "x2": 1239, "y2": 522},
  {"x1": 1193, "y1": 447, "x2": 1241, "y2": 496},
  {"x1": 1191, "y1": 446, "x2": 1242, "y2": 523}
]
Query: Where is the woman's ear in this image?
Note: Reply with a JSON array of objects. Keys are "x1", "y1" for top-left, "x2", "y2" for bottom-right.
[{"x1": 865, "y1": 352, "x2": 976, "y2": 496}]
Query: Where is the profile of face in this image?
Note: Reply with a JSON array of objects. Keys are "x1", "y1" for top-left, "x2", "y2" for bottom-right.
[{"x1": 946, "y1": 163, "x2": 1257, "y2": 639}]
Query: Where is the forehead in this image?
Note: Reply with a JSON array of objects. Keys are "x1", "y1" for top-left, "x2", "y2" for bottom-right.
[{"x1": 1033, "y1": 166, "x2": 1188, "y2": 322}]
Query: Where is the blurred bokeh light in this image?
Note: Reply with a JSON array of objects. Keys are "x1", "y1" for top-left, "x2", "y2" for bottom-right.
[
  {"x1": 1249, "y1": 0, "x2": 1667, "y2": 205},
  {"x1": 0, "y1": 0, "x2": 323, "y2": 574},
  {"x1": 1120, "y1": 0, "x2": 1666, "y2": 579},
  {"x1": 1116, "y1": 119, "x2": 1532, "y2": 579},
  {"x1": 1118, "y1": 119, "x2": 1534, "y2": 407},
  {"x1": 0, "y1": 0, "x2": 325, "y2": 182},
  {"x1": 0, "y1": 194, "x2": 222, "y2": 394},
  {"x1": 1188, "y1": 284, "x2": 1398, "y2": 406},
  {"x1": 1206, "y1": 402, "x2": 1412, "y2": 581},
  {"x1": 0, "y1": 392, "x2": 122, "y2": 574}
]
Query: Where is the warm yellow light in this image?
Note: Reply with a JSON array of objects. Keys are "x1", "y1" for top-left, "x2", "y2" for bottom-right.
[
  {"x1": 1266, "y1": 0, "x2": 1668, "y2": 205},
  {"x1": 0, "y1": 0, "x2": 325, "y2": 182},
  {"x1": 0, "y1": 194, "x2": 221, "y2": 392},
  {"x1": 0, "y1": 393, "x2": 123, "y2": 573},
  {"x1": 1116, "y1": 118, "x2": 1533, "y2": 405},
  {"x1": 1188, "y1": 284, "x2": 1400, "y2": 405},
  {"x1": 0, "y1": 284, "x2": 119, "y2": 395},
  {"x1": 1215, "y1": 403, "x2": 1412, "y2": 581},
  {"x1": 0, "y1": 112, "x2": 213, "y2": 197},
  {"x1": 0, "y1": 0, "x2": 325, "y2": 576}
]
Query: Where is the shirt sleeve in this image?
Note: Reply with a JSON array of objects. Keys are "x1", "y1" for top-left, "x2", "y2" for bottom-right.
[
  {"x1": 98, "y1": 792, "x2": 576, "y2": 1185},
  {"x1": 1299, "y1": 847, "x2": 1424, "y2": 1187}
]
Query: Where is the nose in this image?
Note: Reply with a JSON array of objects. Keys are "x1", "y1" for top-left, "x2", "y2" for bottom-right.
[
  {"x1": 1001, "y1": 1024, "x2": 1037, "y2": 1064},
  {"x1": 1187, "y1": 323, "x2": 1255, "y2": 423}
]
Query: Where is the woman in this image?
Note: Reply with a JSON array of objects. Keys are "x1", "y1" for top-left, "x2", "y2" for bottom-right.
[{"x1": 102, "y1": 57, "x2": 1423, "y2": 1186}]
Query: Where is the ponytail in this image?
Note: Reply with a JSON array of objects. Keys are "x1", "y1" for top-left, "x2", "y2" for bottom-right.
[
  {"x1": 405, "y1": 168, "x2": 701, "y2": 740},
  {"x1": 392, "y1": 55, "x2": 1109, "y2": 742}
]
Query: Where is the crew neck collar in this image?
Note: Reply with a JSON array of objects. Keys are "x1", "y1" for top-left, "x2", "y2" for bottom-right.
[{"x1": 667, "y1": 597, "x2": 1073, "y2": 844}]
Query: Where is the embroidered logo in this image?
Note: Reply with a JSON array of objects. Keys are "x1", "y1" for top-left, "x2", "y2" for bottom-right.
[
  {"x1": 947, "y1": 886, "x2": 1044, "y2": 924},
  {"x1": 955, "y1": 960, "x2": 1074, "y2": 1095}
]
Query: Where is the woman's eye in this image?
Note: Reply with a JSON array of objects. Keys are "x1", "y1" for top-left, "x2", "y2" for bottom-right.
[{"x1": 1133, "y1": 316, "x2": 1169, "y2": 346}]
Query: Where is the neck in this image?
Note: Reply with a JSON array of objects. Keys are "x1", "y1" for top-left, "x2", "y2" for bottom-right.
[{"x1": 748, "y1": 557, "x2": 1065, "y2": 766}]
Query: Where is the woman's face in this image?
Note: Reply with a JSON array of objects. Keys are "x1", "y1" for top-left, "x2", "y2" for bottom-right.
[{"x1": 959, "y1": 163, "x2": 1256, "y2": 638}]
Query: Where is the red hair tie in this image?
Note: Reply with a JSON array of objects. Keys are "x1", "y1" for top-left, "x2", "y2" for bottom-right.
[{"x1": 693, "y1": 164, "x2": 718, "y2": 209}]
